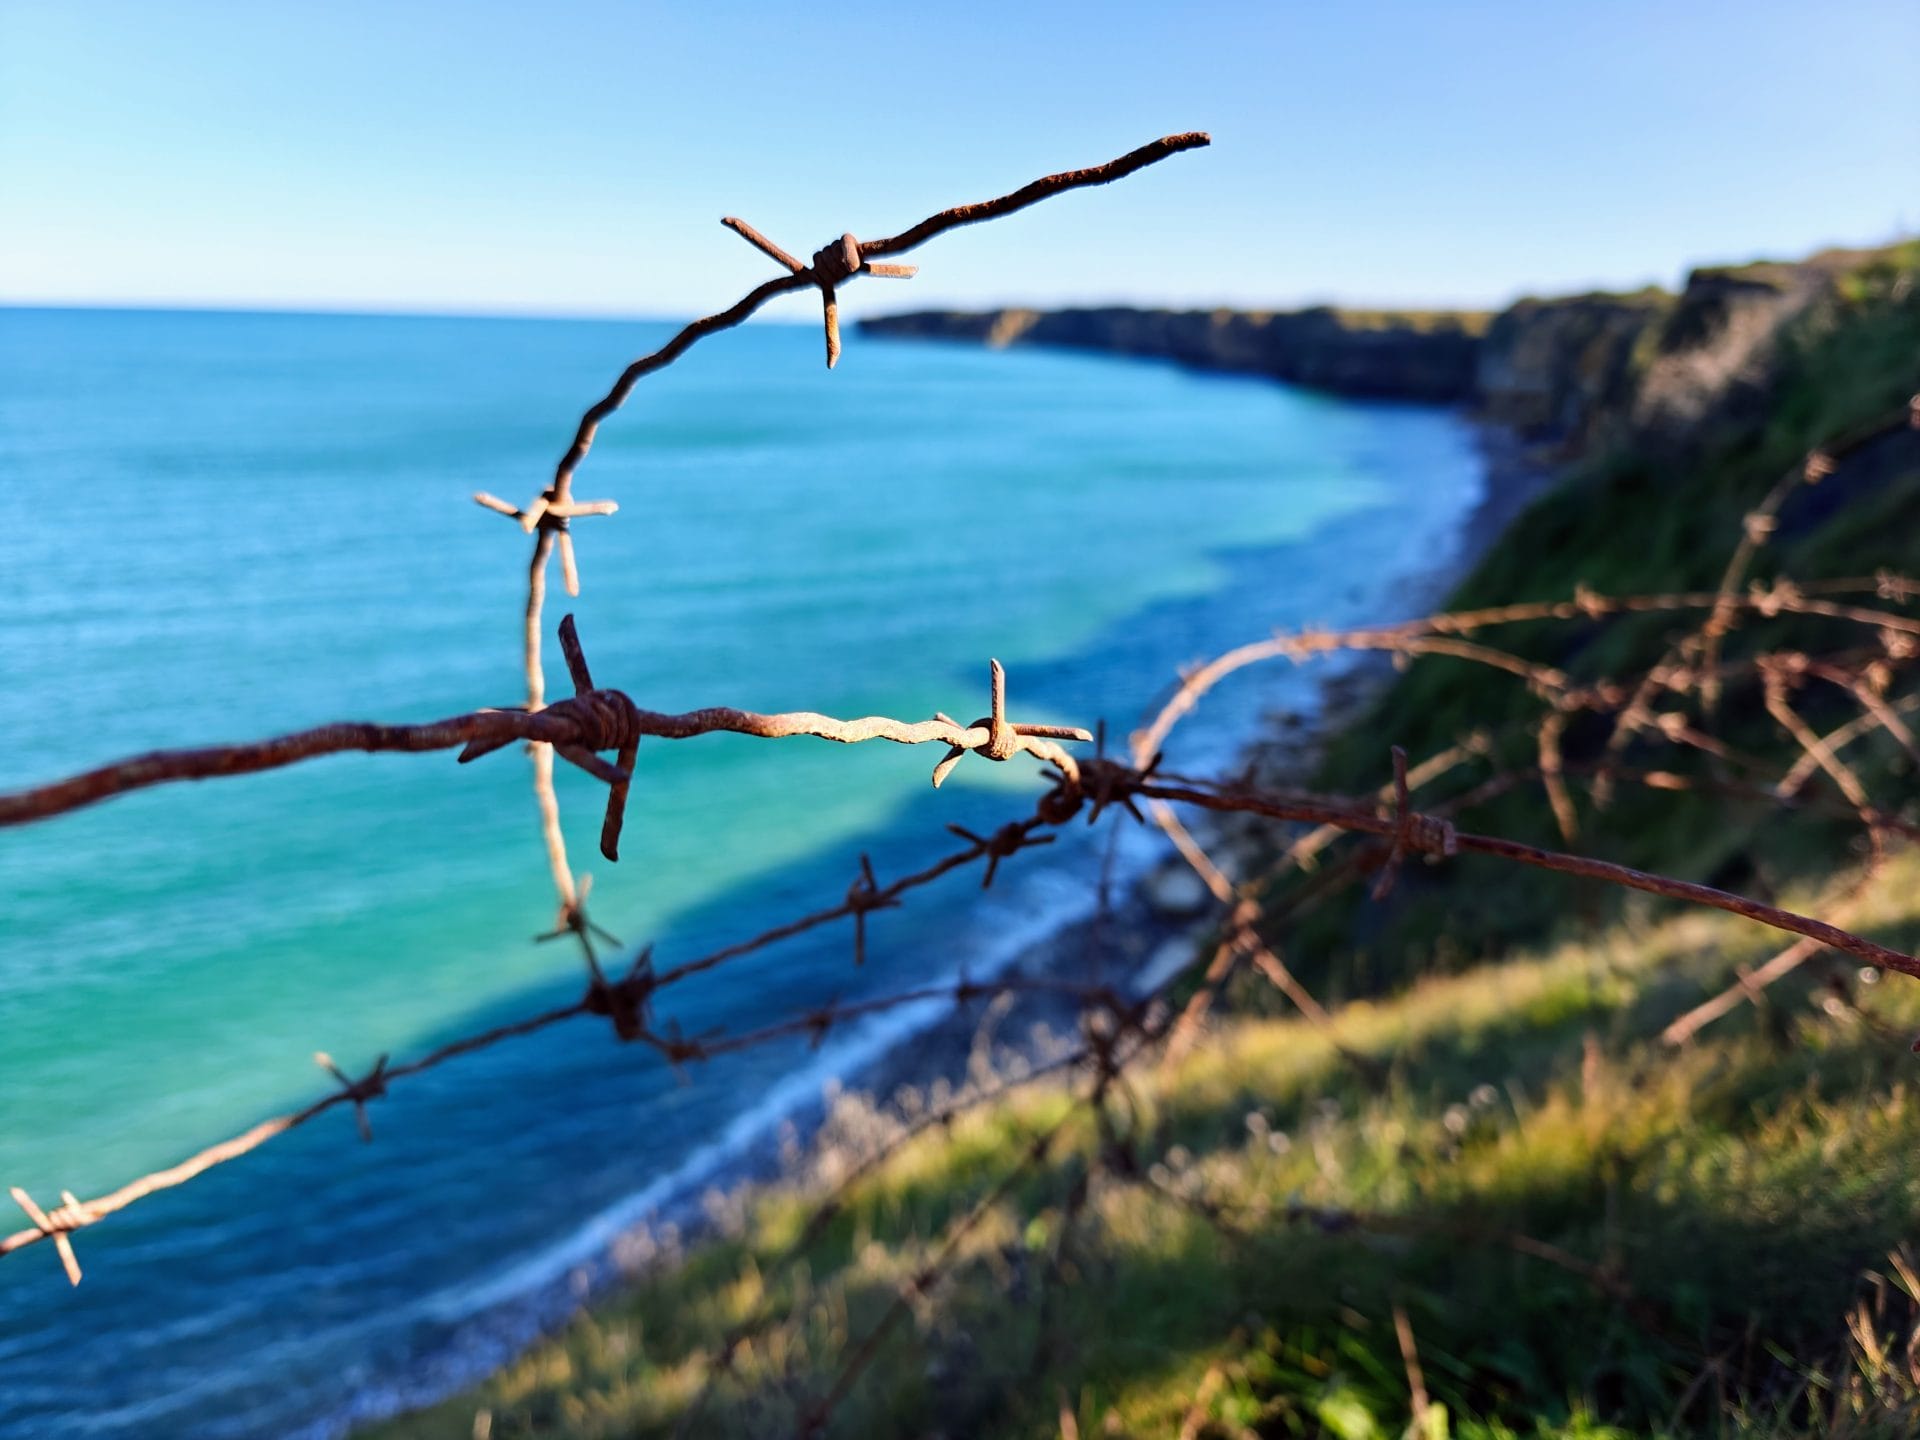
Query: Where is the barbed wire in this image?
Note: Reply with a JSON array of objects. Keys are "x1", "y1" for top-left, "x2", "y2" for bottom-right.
[
  {"x1": 468, "y1": 130, "x2": 1207, "y2": 971},
  {"x1": 0, "y1": 632, "x2": 1088, "y2": 834},
  {"x1": 7, "y1": 598, "x2": 1914, "y2": 1275},
  {"x1": 696, "y1": 567, "x2": 1920, "y2": 1433},
  {"x1": 5, "y1": 618, "x2": 1914, "y2": 1263},
  {"x1": 5, "y1": 124, "x2": 1918, "y2": 1440}
]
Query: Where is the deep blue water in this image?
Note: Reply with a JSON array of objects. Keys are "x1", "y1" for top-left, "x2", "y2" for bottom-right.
[{"x1": 0, "y1": 307, "x2": 1487, "y2": 1437}]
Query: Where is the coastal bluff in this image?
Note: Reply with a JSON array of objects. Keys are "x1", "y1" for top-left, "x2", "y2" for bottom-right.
[
  {"x1": 857, "y1": 305, "x2": 1487, "y2": 403},
  {"x1": 858, "y1": 248, "x2": 1888, "y2": 456}
]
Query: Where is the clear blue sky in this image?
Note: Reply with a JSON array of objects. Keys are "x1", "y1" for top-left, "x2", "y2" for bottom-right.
[{"x1": 3, "y1": 2, "x2": 1915, "y2": 317}]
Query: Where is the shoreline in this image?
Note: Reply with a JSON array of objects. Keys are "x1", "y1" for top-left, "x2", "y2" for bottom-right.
[{"x1": 340, "y1": 415, "x2": 1555, "y2": 1437}]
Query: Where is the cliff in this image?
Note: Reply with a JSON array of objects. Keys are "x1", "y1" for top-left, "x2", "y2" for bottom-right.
[
  {"x1": 858, "y1": 247, "x2": 1901, "y2": 461},
  {"x1": 858, "y1": 305, "x2": 1490, "y2": 402},
  {"x1": 1472, "y1": 289, "x2": 1667, "y2": 449}
]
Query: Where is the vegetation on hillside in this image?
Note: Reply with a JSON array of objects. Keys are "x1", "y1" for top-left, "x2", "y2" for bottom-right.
[{"x1": 1305, "y1": 240, "x2": 1920, "y2": 980}]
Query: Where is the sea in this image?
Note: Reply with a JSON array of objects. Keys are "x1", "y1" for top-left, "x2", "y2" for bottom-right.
[{"x1": 0, "y1": 306, "x2": 1490, "y2": 1437}]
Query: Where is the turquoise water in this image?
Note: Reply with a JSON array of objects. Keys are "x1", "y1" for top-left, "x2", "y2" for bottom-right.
[{"x1": 0, "y1": 307, "x2": 1486, "y2": 1437}]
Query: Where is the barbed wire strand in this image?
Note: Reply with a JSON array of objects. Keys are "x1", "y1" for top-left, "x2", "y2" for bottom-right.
[{"x1": 0, "y1": 646, "x2": 1088, "y2": 830}]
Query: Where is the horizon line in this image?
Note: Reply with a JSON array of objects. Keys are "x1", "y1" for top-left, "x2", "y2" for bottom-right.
[{"x1": 4, "y1": 225, "x2": 1912, "y2": 331}]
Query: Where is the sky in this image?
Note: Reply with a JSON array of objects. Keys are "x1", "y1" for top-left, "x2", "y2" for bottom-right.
[{"x1": 2, "y1": 2, "x2": 1917, "y2": 318}]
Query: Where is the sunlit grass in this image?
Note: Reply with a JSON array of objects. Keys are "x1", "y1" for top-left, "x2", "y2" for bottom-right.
[{"x1": 367, "y1": 850, "x2": 1920, "y2": 1439}]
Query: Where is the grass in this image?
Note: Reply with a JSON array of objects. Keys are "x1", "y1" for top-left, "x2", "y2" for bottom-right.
[{"x1": 369, "y1": 852, "x2": 1920, "y2": 1439}]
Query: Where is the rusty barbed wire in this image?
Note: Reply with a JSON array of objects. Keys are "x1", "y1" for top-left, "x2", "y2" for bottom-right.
[
  {"x1": 3, "y1": 659, "x2": 1913, "y2": 1440},
  {"x1": 0, "y1": 804, "x2": 1089, "y2": 1273},
  {"x1": 6, "y1": 590, "x2": 1916, "y2": 1271},
  {"x1": 1671, "y1": 398, "x2": 1917, "y2": 723},
  {"x1": 1120, "y1": 774, "x2": 1914, "y2": 974},
  {"x1": 0, "y1": 633, "x2": 1089, "y2": 834},
  {"x1": 432, "y1": 132, "x2": 1216, "y2": 1002},
  {"x1": 8, "y1": 688, "x2": 1914, "y2": 1276},
  {"x1": 1130, "y1": 576, "x2": 1920, "y2": 767},
  {"x1": 6, "y1": 601, "x2": 1913, "y2": 1281},
  {"x1": 6, "y1": 130, "x2": 1918, "y2": 1440},
  {"x1": 462, "y1": 132, "x2": 1209, "y2": 973},
  {"x1": 527, "y1": 130, "x2": 1212, "y2": 528}
]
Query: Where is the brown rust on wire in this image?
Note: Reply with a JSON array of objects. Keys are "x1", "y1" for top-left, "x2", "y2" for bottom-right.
[
  {"x1": 1128, "y1": 775, "x2": 1917, "y2": 977},
  {"x1": 14, "y1": 705, "x2": 1913, "y2": 1278},
  {"x1": 0, "y1": 639, "x2": 1090, "y2": 834},
  {"x1": 1660, "y1": 880, "x2": 1873, "y2": 1047},
  {"x1": 1130, "y1": 571, "x2": 1920, "y2": 767},
  {"x1": 1370, "y1": 745, "x2": 1458, "y2": 901},
  {"x1": 539, "y1": 131, "x2": 1209, "y2": 510},
  {"x1": 719, "y1": 219, "x2": 917, "y2": 368}
]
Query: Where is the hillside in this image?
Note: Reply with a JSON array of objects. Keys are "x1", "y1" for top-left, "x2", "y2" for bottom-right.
[{"x1": 373, "y1": 242, "x2": 1920, "y2": 1439}]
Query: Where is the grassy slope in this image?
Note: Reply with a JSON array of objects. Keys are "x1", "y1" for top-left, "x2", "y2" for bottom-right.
[
  {"x1": 372, "y1": 246, "x2": 1920, "y2": 1439},
  {"x1": 373, "y1": 863, "x2": 1920, "y2": 1440}
]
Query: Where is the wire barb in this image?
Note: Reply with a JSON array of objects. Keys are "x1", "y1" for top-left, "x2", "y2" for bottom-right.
[
  {"x1": 9, "y1": 1187, "x2": 90, "y2": 1286},
  {"x1": 314, "y1": 1051, "x2": 391, "y2": 1143},
  {"x1": 584, "y1": 946, "x2": 657, "y2": 1042},
  {"x1": 720, "y1": 218, "x2": 920, "y2": 368},
  {"x1": 930, "y1": 658, "x2": 1091, "y2": 788},
  {"x1": 1372, "y1": 745, "x2": 1458, "y2": 900},
  {"x1": 945, "y1": 820, "x2": 1058, "y2": 888},
  {"x1": 536, "y1": 872, "x2": 623, "y2": 985},
  {"x1": 844, "y1": 854, "x2": 899, "y2": 966},
  {"x1": 472, "y1": 489, "x2": 617, "y2": 597}
]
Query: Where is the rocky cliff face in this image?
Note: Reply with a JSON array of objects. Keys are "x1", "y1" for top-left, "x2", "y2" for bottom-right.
[
  {"x1": 1473, "y1": 291, "x2": 1667, "y2": 451},
  {"x1": 1625, "y1": 258, "x2": 1858, "y2": 457},
  {"x1": 859, "y1": 249, "x2": 1889, "y2": 461},
  {"x1": 858, "y1": 306, "x2": 1488, "y2": 402},
  {"x1": 1476, "y1": 255, "x2": 1871, "y2": 458}
]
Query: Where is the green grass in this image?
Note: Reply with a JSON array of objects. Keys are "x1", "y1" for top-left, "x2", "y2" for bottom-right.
[{"x1": 368, "y1": 854, "x2": 1920, "y2": 1439}]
